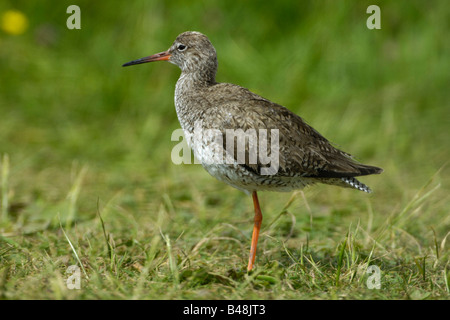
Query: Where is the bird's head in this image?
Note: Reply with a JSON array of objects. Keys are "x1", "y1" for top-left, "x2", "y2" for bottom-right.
[{"x1": 123, "y1": 31, "x2": 218, "y2": 82}]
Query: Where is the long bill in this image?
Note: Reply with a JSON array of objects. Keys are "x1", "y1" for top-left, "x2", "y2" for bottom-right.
[{"x1": 122, "y1": 50, "x2": 171, "y2": 67}]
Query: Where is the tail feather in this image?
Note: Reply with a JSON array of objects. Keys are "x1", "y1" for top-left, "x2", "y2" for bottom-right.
[
  {"x1": 318, "y1": 176, "x2": 374, "y2": 193},
  {"x1": 355, "y1": 164, "x2": 383, "y2": 176},
  {"x1": 341, "y1": 177, "x2": 372, "y2": 193}
]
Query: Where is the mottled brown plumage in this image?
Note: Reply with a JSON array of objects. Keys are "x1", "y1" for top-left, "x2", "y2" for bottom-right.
[{"x1": 123, "y1": 31, "x2": 382, "y2": 271}]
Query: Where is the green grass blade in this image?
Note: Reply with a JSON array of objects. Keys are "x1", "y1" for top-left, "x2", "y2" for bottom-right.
[
  {"x1": 1, "y1": 154, "x2": 9, "y2": 223},
  {"x1": 59, "y1": 214, "x2": 89, "y2": 280}
]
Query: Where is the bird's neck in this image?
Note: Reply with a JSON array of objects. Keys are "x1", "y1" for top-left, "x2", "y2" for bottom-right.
[
  {"x1": 175, "y1": 70, "x2": 216, "y2": 103},
  {"x1": 179, "y1": 68, "x2": 216, "y2": 87},
  {"x1": 174, "y1": 71, "x2": 215, "y2": 133}
]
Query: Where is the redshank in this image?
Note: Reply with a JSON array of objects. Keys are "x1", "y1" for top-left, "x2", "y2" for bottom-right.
[{"x1": 123, "y1": 31, "x2": 382, "y2": 271}]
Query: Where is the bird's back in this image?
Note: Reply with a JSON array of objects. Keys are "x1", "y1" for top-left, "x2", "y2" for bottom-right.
[{"x1": 175, "y1": 82, "x2": 382, "y2": 193}]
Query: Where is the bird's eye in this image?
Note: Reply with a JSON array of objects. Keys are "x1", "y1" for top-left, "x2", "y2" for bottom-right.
[{"x1": 177, "y1": 44, "x2": 187, "y2": 52}]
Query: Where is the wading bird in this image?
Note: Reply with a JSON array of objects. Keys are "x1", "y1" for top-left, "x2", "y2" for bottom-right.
[{"x1": 123, "y1": 31, "x2": 382, "y2": 271}]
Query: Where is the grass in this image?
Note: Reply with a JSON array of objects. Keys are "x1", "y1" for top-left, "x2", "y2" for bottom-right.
[{"x1": 0, "y1": 0, "x2": 449, "y2": 299}]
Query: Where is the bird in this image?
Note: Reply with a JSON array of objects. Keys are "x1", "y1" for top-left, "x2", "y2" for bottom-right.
[{"x1": 122, "y1": 31, "x2": 382, "y2": 271}]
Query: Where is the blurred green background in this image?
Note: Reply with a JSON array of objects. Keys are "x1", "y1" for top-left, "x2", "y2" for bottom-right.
[{"x1": 0, "y1": 0, "x2": 448, "y2": 299}]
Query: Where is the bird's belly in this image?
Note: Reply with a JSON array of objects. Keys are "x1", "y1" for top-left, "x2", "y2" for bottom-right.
[
  {"x1": 185, "y1": 131, "x2": 311, "y2": 193},
  {"x1": 201, "y1": 162, "x2": 311, "y2": 194}
]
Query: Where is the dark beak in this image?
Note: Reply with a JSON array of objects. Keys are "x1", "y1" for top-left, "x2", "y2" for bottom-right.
[{"x1": 122, "y1": 50, "x2": 171, "y2": 67}]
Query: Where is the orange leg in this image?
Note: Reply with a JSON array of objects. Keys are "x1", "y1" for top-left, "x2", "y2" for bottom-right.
[{"x1": 247, "y1": 191, "x2": 263, "y2": 271}]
